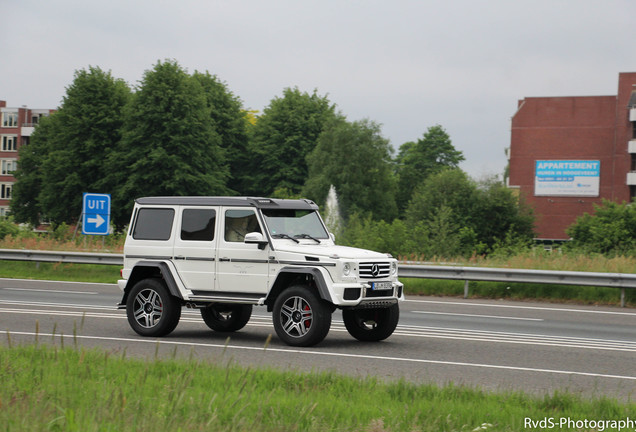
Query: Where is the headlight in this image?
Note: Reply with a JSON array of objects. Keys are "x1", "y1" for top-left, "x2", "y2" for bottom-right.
[
  {"x1": 391, "y1": 262, "x2": 398, "y2": 275},
  {"x1": 343, "y1": 262, "x2": 352, "y2": 277}
]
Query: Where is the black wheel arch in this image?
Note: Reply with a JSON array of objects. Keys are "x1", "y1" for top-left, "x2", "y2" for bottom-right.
[
  {"x1": 119, "y1": 261, "x2": 183, "y2": 307},
  {"x1": 264, "y1": 267, "x2": 333, "y2": 312}
]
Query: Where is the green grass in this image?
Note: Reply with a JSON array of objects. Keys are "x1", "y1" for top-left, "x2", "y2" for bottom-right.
[
  {"x1": 0, "y1": 260, "x2": 120, "y2": 284},
  {"x1": 1, "y1": 343, "x2": 634, "y2": 431}
]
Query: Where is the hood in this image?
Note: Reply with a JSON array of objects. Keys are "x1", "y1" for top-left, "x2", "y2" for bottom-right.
[{"x1": 274, "y1": 242, "x2": 389, "y2": 260}]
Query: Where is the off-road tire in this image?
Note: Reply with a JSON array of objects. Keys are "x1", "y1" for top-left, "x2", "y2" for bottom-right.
[
  {"x1": 126, "y1": 278, "x2": 181, "y2": 337},
  {"x1": 201, "y1": 304, "x2": 252, "y2": 332},
  {"x1": 342, "y1": 304, "x2": 399, "y2": 342},
  {"x1": 272, "y1": 285, "x2": 332, "y2": 347}
]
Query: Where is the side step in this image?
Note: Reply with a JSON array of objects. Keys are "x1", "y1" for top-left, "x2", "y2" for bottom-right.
[
  {"x1": 116, "y1": 292, "x2": 266, "y2": 309},
  {"x1": 188, "y1": 291, "x2": 265, "y2": 305}
]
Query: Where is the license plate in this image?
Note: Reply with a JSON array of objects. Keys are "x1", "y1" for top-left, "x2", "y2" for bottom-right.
[{"x1": 371, "y1": 281, "x2": 392, "y2": 290}]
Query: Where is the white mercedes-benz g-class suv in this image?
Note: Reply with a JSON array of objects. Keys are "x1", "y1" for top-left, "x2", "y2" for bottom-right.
[{"x1": 118, "y1": 196, "x2": 403, "y2": 346}]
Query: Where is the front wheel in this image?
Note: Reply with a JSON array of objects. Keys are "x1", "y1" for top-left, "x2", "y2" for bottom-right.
[
  {"x1": 201, "y1": 304, "x2": 252, "y2": 332},
  {"x1": 272, "y1": 285, "x2": 332, "y2": 347},
  {"x1": 126, "y1": 278, "x2": 181, "y2": 337},
  {"x1": 342, "y1": 304, "x2": 399, "y2": 342}
]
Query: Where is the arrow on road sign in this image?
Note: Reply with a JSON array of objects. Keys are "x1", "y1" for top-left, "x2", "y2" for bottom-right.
[{"x1": 87, "y1": 214, "x2": 105, "y2": 228}]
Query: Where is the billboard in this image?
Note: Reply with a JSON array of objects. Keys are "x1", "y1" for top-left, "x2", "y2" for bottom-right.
[{"x1": 534, "y1": 160, "x2": 600, "y2": 197}]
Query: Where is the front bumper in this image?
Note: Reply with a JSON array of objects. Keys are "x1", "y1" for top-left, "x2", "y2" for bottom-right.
[{"x1": 331, "y1": 280, "x2": 404, "y2": 307}]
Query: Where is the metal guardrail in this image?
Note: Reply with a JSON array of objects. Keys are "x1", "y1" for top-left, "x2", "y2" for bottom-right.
[
  {"x1": 400, "y1": 264, "x2": 635, "y2": 307},
  {"x1": 0, "y1": 249, "x2": 632, "y2": 307},
  {"x1": 0, "y1": 249, "x2": 123, "y2": 266}
]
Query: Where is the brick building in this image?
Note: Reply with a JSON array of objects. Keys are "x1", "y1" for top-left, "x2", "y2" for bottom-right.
[
  {"x1": 0, "y1": 100, "x2": 54, "y2": 216},
  {"x1": 508, "y1": 72, "x2": 636, "y2": 241}
]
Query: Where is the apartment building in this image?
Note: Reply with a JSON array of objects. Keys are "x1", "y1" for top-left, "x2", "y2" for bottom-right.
[
  {"x1": 0, "y1": 100, "x2": 54, "y2": 216},
  {"x1": 508, "y1": 72, "x2": 636, "y2": 240}
]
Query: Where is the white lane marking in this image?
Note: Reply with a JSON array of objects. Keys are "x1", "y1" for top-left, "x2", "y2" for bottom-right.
[
  {"x1": 411, "y1": 311, "x2": 543, "y2": 321},
  {"x1": 6, "y1": 330, "x2": 636, "y2": 382},
  {"x1": 404, "y1": 298, "x2": 636, "y2": 317},
  {"x1": 2, "y1": 305, "x2": 635, "y2": 353},
  {"x1": 3, "y1": 288, "x2": 98, "y2": 295},
  {"x1": 391, "y1": 330, "x2": 636, "y2": 352}
]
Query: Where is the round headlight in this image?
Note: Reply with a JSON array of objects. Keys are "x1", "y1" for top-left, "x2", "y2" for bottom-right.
[
  {"x1": 391, "y1": 262, "x2": 397, "y2": 275},
  {"x1": 343, "y1": 262, "x2": 351, "y2": 276}
]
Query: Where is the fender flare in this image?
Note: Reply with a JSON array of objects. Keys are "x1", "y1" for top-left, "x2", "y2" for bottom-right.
[
  {"x1": 265, "y1": 266, "x2": 333, "y2": 306},
  {"x1": 119, "y1": 261, "x2": 183, "y2": 306}
]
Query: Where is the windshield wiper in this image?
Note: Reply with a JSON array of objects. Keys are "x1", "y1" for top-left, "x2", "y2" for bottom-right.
[
  {"x1": 294, "y1": 233, "x2": 321, "y2": 244},
  {"x1": 271, "y1": 233, "x2": 300, "y2": 243}
]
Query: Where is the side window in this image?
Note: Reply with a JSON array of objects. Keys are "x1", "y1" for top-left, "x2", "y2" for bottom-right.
[
  {"x1": 224, "y1": 209, "x2": 261, "y2": 242},
  {"x1": 132, "y1": 208, "x2": 175, "y2": 240},
  {"x1": 181, "y1": 209, "x2": 216, "y2": 241}
]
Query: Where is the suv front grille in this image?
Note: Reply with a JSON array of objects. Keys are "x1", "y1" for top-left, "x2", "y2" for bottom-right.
[{"x1": 359, "y1": 262, "x2": 391, "y2": 279}]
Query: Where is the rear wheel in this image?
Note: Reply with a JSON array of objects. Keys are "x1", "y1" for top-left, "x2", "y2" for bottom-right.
[
  {"x1": 342, "y1": 304, "x2": 399, "y2": 342},
  {"x1": 126, "y1": 278, "x2": 181, "y2": 337},
  {"x1": 201, "y1": 304, "x2": 252, "y2": 332},
  {"x1": 273, "y1": 285, "x2": 332, "y2": 347}
]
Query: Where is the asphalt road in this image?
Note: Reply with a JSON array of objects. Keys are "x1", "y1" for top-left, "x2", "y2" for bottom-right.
[{"x1": 1, "y1": 278, "x2": 635, "y2": 400}]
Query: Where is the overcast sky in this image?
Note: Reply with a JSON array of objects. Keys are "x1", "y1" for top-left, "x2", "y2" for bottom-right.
[{"x1": 2, "y1": 1, "x2": 635, "y2": 179}]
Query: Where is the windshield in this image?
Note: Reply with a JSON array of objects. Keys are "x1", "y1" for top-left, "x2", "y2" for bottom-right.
[{"x1": 261, "y1": 209, "x2": 329, "y2": 239}]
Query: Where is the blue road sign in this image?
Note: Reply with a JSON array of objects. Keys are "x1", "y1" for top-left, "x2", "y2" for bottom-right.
[{"x1": 82, "y1": 193, "x2": 111, "y2": 235}]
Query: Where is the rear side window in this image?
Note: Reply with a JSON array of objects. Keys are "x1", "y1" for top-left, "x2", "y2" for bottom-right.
[
  {"x1": 181, "y1": 209, "x2": 216, "y2": 241},
  {"x1": 132, "y1": 208, "x2": 175, "y2": 240}
]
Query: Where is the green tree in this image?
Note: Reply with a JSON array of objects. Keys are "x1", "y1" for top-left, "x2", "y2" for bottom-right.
[
  {"x1": 565, "y1": 199, "x2": 636, "y2": 255},
  {"x1": 339, "y1": 213, "x2": 412, "y2": 256},
  {"x1": 11, "y1": 115, "x2": 55, "y2": 225},
  {"x1": 247, "y1": 87, "x2": 337, "y2": 195},
  {"x1": 192, "y1": 71, "x2": 250, "y2": 194},
  {"x1": 109, "y1": 60, "x2": 229, "y2": 227},
  {"x1": 405, "y1": 169, "x2": 533, "y2": 255},
  {"x1": 11, "y1": 66, "x2": 131, "y2": 225},
  {"x1": 472, "y1": 177, "x2": 535, "y2": 251},
  {"x1": 406, "y1": 169, "x2": 476, "y2": 229},
  {"x1": 396, "y1": 125, "x2": 464, "y2": 211},
  {"x1": 304, "y1": 118, "x2": 398, "y2": 221}
]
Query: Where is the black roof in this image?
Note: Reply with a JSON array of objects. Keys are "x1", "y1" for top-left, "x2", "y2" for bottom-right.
[{"x1": 135, "y1": 196, "x2": 320, "y2": 210}]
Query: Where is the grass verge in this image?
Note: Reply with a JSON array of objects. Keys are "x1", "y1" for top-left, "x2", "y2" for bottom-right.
[
  {"x1": 0, "y1": 260, "x2": 120, "y2": 284},
  {"x1": 1, "y1": 343, "x2": 634, "y2": 432}
]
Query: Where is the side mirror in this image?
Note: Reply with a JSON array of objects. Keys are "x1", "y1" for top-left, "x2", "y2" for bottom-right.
[
  {"x1": 244, "y1": 232, "x2": 269, "y2": 249},
  {"x1": 329, "y1": 232, "x2": 336, "y2": 242}
]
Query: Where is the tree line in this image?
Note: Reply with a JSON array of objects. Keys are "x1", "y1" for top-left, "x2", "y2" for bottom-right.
[{"x1": 10, "y1": 60, "x2": 535, "y2": 258}]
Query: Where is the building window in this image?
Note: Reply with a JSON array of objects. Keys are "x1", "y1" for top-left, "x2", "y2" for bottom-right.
[
  {"x1": 1, "y1": 135, "x2": 18, "y2": 151},
  {"x1": 1, "y1": 159, "x2": 17, "y2": 175},
  {"x1": 0, "y1": 183, "x2": 12, "y2": 199},
  {"x1": 0, "y1": 206, "x2": 9, "y2": 217},
  {"x1": 1, "y1": 112, "x2": 18, "y2": 128}
]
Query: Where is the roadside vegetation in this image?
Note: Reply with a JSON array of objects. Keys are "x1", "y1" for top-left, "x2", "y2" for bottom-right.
[
  {"x1": 1, "y1": 209, "x2": 636, "y2": 306},
  {"x1": 6, "y1": 60, "x2": 636, "y2": 280},
  {"x1": 1, "y1": 343, "x2": 633, "y2": 432}
]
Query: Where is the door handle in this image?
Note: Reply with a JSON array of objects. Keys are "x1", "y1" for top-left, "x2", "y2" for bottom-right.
[{"x1": 219, "y1": 257, "x2": 231, "y2": 262}]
